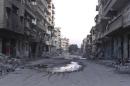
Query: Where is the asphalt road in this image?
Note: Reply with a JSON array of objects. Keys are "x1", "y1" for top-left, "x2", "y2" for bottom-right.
[{"x1": 0, "y1": 59, "x2": 130, "y2": 86}]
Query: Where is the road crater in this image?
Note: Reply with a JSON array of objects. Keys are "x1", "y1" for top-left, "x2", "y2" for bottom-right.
[{"x1": 46, "y1": 61, "x2": 83, "y2": 73}]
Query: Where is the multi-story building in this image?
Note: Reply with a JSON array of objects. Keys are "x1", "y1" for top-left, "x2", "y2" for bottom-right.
[
  {"x1": 49, "y1": 27, "x2": 61, "y2": 54},
  {"x1": 81, "y1": 34, "x2": 92, "y2": 59},
  {"x1": 45, "y1": 0, "x2": 55, "y2": 53},
  {"x1": 60, "y1": 38, "x2": 69, "y2": 52},
  {"x1": 81, "y1": 37, "x2": 87, "y2": 54},
  {"x1": 90, "y1": 27, "x2": 97, "y2": 57},
  {"x1": 0, "y1": 0, "x2": 29, "y2": 58},
  {"x1": 0, "y1": 0, "x2": 55, "y2": 59},
  {"x1": 93, "y1": 0, "x2": 130, "y2": 63},
  {"x1": 53, "y1": 27, "x2": 61, "y2": 49}
]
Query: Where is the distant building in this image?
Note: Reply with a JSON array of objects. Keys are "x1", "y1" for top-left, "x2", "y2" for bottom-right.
[
  {"x1": 81, "y1": 37, "x2": 87, "y2": 54},
  {"x1": 54, "y1": 27, "x2": 61, "y2": 49},
  {"x1": 60, "y1": 38, "x2": 69, "y2": 52},
  {"x1": 51, "y1": 27, "x2": 61, "y2": 52},
  {"x1": 44, "y1": 0, "x2": 55, "y2": 53},
  {"x1": 90, "y1": 27, "x2": 97, "y2": 58},
  {"x1": 81, "y1": 35, "x2": 92, "y2": 58}
]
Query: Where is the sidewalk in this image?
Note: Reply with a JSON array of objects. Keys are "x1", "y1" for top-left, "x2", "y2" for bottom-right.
[
  {"x1": 116, "y1": 63, "x2": 130, "y2": 74},
  {"x1": 96, "y1": 59, "x2": 130, "y2": 74},
  {"x1": 96, "y1": 60, "x2": 116, "y2": 68}
]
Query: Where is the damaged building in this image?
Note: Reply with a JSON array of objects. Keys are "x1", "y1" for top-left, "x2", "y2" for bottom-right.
[
  {"x1": 0, "y1": 0, "x2": 55, "y2": 59},
  {"x1": 82, "y1": 0, "x2": 130, "y2": 64},
  {"x1": 93, "y1": 0, "x2": 130, "y2": 63}
]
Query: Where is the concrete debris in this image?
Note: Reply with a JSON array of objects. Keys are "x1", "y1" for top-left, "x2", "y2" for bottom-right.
[
  {"x1": 115, "y1": 64, "x2": 130, "y2": 74},
  {"x1": 0, "y1": 53, "x2": 23, "y2": 76}
]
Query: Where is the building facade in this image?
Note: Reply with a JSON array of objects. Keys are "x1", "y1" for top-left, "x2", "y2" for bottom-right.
[
  {"x1": 53, "y1": 27, "x2": 61, "y2": 50},
  {"x1": 91, "y1": 0, "x2": 130, "y2": 63},
  {"x1": 60, "y1": 38, "x2": 69, "y2": 52},
  {"x1": 0, "y1": 0, "x2": 55, "y2": 59},
  {"x1": 81, "y1": 35, "x2": 93, "y2": 59},
  {"x1": 81, "y1": 37, "x2": 87, "y2": 55},
  {"x1": 45, "y1": 0, "x2": 55, "y2": 53}
]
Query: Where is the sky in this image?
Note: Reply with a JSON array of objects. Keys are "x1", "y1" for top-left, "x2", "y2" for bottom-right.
[{"x1": 53, "y1": 0, "x2": 98, "y2": 47}]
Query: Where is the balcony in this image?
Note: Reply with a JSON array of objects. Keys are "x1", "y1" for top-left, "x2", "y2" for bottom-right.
[
  {"x1": 25, "y1": 1, "x2": 36, "y2": 18},
  {"x1": 37, "y1": 22, "x2": 46, "y2": 31},
  {"x1": 38, "y1": 0, "x2": 48, "y2": 9},
  {"x1": 6, "y1": 13, "x2": 24, "y2": 34},
  {"x1": 104, "y1": 15, "x2": 123, "y2": 36},
  {"x1": 10, "y1": 0, "x2": 23, "y2": 8},
  {"x1": 4, "y1": 0, "x2": 12, "y2": 8},
  {"x1": 103, "y1": 0, "x2": 129, "y2": 16},
  {"x1": 35, "y1": 7, "x2": 44, "y2": 18},
  {"x1": 103, "y1": 0, "x2": 118, "y2": 16},
  {"x1": 123, "y1": 6, "x2": 130, "y2": 27}
]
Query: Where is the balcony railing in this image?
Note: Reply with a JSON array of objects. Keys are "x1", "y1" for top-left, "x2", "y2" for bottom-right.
[
  {"x1": 123, "y1": 6, "x2": 130, "y2": 27},
  {"x1": 104, "y1": 15, "x2": 123, "y2": 36},
  {"x1": 103, "y1": 0, "x2": 129, "y2": 16},
  {"x1": 6, "y1": 13, "x2": 24, "y2": 34},
  {"x1": 96, "y1": 7, "x2": 130, "y2": 38},
  {"x1": 103, "y1": 0, "x2": 116, "y2": 16},
  {"x1": 37, "y1": 22, "x2": 46, "y2": 31},
  {"x1": 38, "y1": 0, "x2": 48, "y2": 9},
  {"x1": 11, "y1": 0, "x2": 23, "y2": 8}
]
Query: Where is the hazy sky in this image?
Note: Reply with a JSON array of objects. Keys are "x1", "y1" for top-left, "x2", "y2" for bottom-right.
[{"x1": 53, "y1": 0, "x2": 98, "y2": 47}]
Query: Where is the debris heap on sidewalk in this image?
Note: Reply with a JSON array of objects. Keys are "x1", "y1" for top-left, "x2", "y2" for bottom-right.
[
  {"x1": 0, "y1": 53, "x2": 22, "y2": 76},
  {"x1": 97, "y1": 59, "x2": 130, "y2": 74}
]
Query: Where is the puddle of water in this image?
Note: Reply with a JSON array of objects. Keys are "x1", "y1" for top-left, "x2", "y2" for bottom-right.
[{"x1": 47, "y1": 61, "x2": 82, "y2": 73}]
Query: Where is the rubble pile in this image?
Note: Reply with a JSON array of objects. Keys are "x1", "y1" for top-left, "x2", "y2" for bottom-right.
[
  {"x1": 0, "y1": 53, "x2": 22, "y2": 76},
  {"x1": 115, "y1": 64, "x2": 130, "y2": 74}
]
